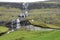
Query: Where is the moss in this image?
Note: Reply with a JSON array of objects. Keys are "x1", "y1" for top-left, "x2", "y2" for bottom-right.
[{"x1": 0, "y1": 26, "x2": 8, "y2": 33}]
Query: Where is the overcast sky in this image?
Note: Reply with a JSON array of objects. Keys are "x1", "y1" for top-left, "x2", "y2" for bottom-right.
[{"x1": 0, "y1": 0, "x2": 48, "y2": 2}]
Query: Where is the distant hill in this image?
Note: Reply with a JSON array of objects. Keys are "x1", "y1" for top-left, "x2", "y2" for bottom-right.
[
  {"x1": 49, "y1": 0, "x2": 60, "y2": 2},
  {"x1": 0, "y1": 2, "x2": 60, "y2": 10},
  {"x1": 0, "y1": 2, "x2": 22, "y2": 9}
]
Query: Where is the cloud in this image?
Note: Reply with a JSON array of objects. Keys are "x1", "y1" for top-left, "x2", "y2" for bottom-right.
[{"x1": 0, "y1": 0, "x2": 48, "y2": 2}]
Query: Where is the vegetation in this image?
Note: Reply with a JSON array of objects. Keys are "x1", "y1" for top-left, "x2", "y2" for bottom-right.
[
  {"x1": 0, "y1": 26, "x2": 8, "y2": 33},
  {"x1": 0, "y1": 30, "x2": 60, "y2": 40},
  {"x1": 0, "y1": 2, "x2": 60, "y2": 40},
  {"x1": 28, "y1": 8, "x2": 60, "y2": 29},
  {"x1": 0, "y1": 2, "x2": 60, "y2": 28},
  {"x1": 0, "y1": 7, "x2": 21, "y2": 22},
  {"x1": 0, "y1": 7, "x2": 22, "y2": 26}
]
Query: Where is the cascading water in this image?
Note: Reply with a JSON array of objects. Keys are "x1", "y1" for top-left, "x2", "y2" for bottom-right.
[
  {"x1": 16, "y1": 3, "x2": 29, "y2": 29},
  {"x1": 22, "y1": 2, "x2": 29, "y2": 17},
  {"x1": 16, "y1": 18, "x2": 21, "y2": 29}
]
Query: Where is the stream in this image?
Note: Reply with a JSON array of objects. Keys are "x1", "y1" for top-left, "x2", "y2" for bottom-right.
[
  {"x1": 24, "y1": 25, "x2": 56, "y2": 31},
  {"x1": 0, "y1": 25, "x2": 56, "y2": 36}
]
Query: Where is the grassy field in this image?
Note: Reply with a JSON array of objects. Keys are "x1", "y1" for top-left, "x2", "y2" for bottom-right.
[
  {"x1": 0, "y1": 7, "x2": 21, "y2": 22},
  {"x1": 28, "y1": 8, "x2": 60, "y2": 29},
  {"x1": 0, "y1": 26, "x2": 8, "y2": 33},
  {"x1": 0, "y1": 30, "x2": 60, "y2": 40}
]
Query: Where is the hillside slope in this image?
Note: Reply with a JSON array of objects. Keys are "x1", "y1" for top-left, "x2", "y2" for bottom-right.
[{"x1": 0, "y1": 30, "x2": 60, "y2": 40}]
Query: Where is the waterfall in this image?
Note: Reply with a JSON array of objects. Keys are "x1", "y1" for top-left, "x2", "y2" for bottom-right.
[
  {"x1": 22, "y1": 2, "x2": 29, "y2": 17},
  {"x1": 16, "y1": 18, "x2": 21, "y2": 29},
  {"x1": 16, "y1": 3, "x2": 29, "y2": 29}
]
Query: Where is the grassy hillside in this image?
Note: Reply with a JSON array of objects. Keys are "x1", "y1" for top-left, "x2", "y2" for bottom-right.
[
  {"x1": 0, "y1": 30, "x2": 60, "y2": 40},
  {"x1": 0, "y1": 6, "x2": 60, "y2": 28},
  {"x1": 0, "y1": 26, "x2": 8, "y2": 33},
  {"x1": 28, "y1": 8, "x2": 60, "y2": 29},
  {"x1": 0, "y1": 7, "x2": 21, "y2": 22},
  {"x1": 0, "y1": 2, "x2": 60, "y2": 40}
]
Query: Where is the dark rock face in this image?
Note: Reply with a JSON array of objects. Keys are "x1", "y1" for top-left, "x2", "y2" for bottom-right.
[
  {"x1": 0, "y1": 32, "x2": 7, "y2": 36},
  {"x1": 0, "y1": 2, "x2": 60, "y2": 10},
  {"x1": 5, "y1": 21, "x2": 12, "y2": 28},
  {"x1": 0, "y1": 2, "x2": 22, "y2": 9},
  {"x1": 28, "y1": 3, "x2": 60, "y2": 9},
  {"x1": 0, "y1": 21, "x2": 5, "y2": 26},
  {"x1": 20, "y1": 20, "x2": 31, "y2": 26},
  {"x1": 5, "y1": 19, "x2": 31, "y2": 29}
]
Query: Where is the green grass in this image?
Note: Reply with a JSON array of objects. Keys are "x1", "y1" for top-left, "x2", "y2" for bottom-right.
[
  {"x1": 28, "y1": 8, "x2": 60, "y2": 28},
  {"x1": 0, "y1": 30, "x2": 60, "y2": 40},
  {"x1": 39, "y1": 30, "x2": 60, "y2": 40},
  {"x1": 0, "y1": 26, "x2": 8, "y2": 33},
  {"x1": 0, "y1": 7, "x2": 21, "y2": 21}
]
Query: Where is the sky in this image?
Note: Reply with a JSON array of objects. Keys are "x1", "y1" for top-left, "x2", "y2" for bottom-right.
[{"x1": 0, "y1": 0, "x2": 48, "y2": 2}]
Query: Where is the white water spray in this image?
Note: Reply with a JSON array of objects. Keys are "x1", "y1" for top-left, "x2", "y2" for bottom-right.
[
  {"x1": 16, "y1": 2, "x2": 29, "y2": 29},
  {"x1": 23, "y1": 2, "x2": 29, "y2": 17},
  {"x1": 16, "y1": 18, "x2": 21, "y2": 29}
]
